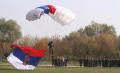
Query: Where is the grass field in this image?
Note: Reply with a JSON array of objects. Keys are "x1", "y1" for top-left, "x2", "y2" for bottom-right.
[{"x1": 0, "y1": 64, "x2": 120, "y2": 73}]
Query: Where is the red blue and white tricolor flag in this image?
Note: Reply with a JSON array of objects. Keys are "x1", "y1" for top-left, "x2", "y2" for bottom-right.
[{"x1": 7, "y1": 45, "x2": 47, "y2": 70}]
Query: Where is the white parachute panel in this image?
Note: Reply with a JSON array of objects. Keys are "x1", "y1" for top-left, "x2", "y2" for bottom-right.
[{"x1": 49, "y1": 5, "x2": 75, "y2": 25}]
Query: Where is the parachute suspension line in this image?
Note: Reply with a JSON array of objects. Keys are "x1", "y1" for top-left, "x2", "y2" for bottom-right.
[{"x1": 29, "y1": 14, "x2": 45, "y2": 32}]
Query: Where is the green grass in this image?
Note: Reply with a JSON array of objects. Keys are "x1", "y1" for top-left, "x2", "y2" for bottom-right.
[
  {"x1": 0, "y1": 65, "x2": 120, "y2": 73},
  {"x1": 0, "y1": 62, "x2": 120, "y2": 73}
]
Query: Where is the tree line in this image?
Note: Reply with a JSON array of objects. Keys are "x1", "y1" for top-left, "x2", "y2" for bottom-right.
[{"x1": 52, "y1": 21, "x2": 120, "y2": 60}]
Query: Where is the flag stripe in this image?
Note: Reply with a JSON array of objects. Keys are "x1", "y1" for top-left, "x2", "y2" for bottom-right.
[
  {"x1": 7, "y1": 53, "x2": 35, "y2": 70},
  {"x1": 11, "y1": 44, "x2": 47, "y2": 57},
  {"x1": 13, "y1": 48, "x2": 26, "y2": 62}
]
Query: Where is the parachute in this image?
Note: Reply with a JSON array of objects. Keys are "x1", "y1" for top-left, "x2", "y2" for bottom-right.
[{"x1": 26, "y1": 5, "x2": 75, "y2": 25}]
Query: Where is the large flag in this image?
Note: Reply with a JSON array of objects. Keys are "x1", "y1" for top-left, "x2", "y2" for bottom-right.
[{"x1": 7, "y1": 45, "x2": 47, "y2": 70}]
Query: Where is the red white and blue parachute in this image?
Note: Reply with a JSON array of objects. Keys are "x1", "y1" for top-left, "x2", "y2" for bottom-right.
[
  {"x1": 7, "y1": 45, "x2": 47, "y2": 70},
  {"x1": 26, "y1": 5, "x2": 75, "y2": 25}
]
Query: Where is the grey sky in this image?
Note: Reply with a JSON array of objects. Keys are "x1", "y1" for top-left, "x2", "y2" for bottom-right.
[{"x1": 0, "y1": 0, "x2": 120, "y2": 37}]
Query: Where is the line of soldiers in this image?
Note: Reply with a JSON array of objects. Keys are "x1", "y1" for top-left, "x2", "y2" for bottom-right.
[
  {"x1": 79, "y1": 57, "x2": 120, "y2": 67},
  {"x1": 52, "y1": 57, "x2": 68, "y2": 66}
]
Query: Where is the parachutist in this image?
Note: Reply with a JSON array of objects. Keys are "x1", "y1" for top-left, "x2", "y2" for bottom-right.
[{"x1": 48, "y1": 41, "x2": 53, "y2": 49}]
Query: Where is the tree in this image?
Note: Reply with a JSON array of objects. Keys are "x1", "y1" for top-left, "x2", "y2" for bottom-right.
[
  {"x1": 83, "y1": 21, "x2": 116, "y2": 36},
  {"x1": 15, "y1": 35, "x2": 39, "y2": 47},
  {"x1": 34, "y1": 37, "x2": 49, "y2": 50},
  {"x1": 96, "y1": 33, "x2": 118, "y2": 58},
  {"x1": 0, "y1": 18, "x2": 22, "y2": 56},
  {"x1": 62, "y1": 32, "x2": 89, "y2": 60}
]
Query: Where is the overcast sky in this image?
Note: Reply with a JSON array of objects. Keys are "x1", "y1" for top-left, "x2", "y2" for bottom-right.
[{"x1": 0, "y1": 0, "x2": 120, "y2": 37}]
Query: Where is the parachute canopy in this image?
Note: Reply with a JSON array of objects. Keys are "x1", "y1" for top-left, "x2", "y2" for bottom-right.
[{"x1": 26, "y1": 5, "x2": 75, "y2": 25}]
